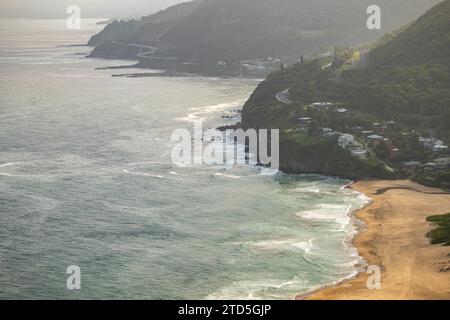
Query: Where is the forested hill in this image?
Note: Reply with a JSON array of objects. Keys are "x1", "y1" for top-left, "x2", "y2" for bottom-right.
[
  {"x1": 88, "y1": 0, "x2": 440, "y2": 64},
  {"x1": 240, "y1": 0, "x2": 450, "y2": 183},
  {"x1": 87, "y1": 1, "x2": 200, "y2": 48},
  {"x1": 368, "y1": 0, "x2": 450, "y2": 67},
  {"x1": 243, "y1": 0, "x2": 450, "y2": 131}
]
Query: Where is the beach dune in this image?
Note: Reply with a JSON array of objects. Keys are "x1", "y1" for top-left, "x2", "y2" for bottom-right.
[{"x1": 300, "y1": 180, "x2": 450, "y2": 300}]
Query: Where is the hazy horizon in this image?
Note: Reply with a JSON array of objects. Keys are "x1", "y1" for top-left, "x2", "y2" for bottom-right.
[{"x1": 0, "y1": 0, "x2": 188, "y2": 19}]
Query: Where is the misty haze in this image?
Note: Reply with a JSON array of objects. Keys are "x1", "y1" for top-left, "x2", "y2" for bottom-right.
[{"x1": 0, "y1": 0, "x2": 449, "y2": 304}]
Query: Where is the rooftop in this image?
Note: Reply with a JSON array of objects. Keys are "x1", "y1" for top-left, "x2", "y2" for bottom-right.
[{"x1": 367, "y1": 134, "x2": 384, "y2": 140}]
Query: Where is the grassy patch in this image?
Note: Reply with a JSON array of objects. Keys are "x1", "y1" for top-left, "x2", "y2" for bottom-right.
[{"x1": 426, "y1": 213, "x2": 450, "y2": 246}]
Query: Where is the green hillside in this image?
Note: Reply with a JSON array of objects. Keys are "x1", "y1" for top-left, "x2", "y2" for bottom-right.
[
  {"x1": 368, "y1": 0, "x2": 450, "y2": 67},
  {"x1": 88, "y1": 0, "x2": 440, "y2": 65},
  {"x1": 88, "y1": 1, "x2": 199, "y2": 48},
  {"x1": 241, "y1": 0, "x2": 450, "y2": 184}
]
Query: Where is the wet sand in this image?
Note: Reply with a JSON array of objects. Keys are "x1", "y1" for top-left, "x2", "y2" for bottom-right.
[{"x1": 298, "y1": 180, "x2": 450, "y2": 300}]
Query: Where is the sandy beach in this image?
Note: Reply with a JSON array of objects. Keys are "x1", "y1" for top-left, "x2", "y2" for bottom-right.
[{"x1": 299, "y1": 180, "x2": 450, "y2": 300}]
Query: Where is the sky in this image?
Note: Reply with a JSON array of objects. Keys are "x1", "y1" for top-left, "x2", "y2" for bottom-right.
[{"x1": 0, "y1": 0, "x2": 188, "y2": 19}]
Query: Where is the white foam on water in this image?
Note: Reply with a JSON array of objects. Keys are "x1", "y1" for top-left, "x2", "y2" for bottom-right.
[
  {"x1": 0, "y1": 160, "x2": 52, "y2": 180},
  {"x1": 206, "y1": 276, "x2": 307, "y2": 300},
  {"x1": 296, "y1": 204, "x2": 351, "y2": 227},
  {"x1": 358, "y1": 192, "x2": 373, "y2": 204},
  {"x1": 214, "y1": 172, "x2": 241, "y2": 179},
  {"x1": 123, "y1": 169, "x2": 166, "y2": 179},
  {"x1": 242, "y1": 238, "x2": 314, "y2": 253},
  {"x1": 290, "y1": 239, "x2": 314, "y2": 254},
  {"x1": 175, "y1": 113, "x2": 205, "y2": 123},
  {"x1": 189, "y1": 101, "x2": 243, "y2": 113},
  {"x1": 176, "y1": 101, "x2": 244, "y2": 123},
  {"x1": 292, "y1": 187, "x2": 321, "y2": 193},
  {"x1": 0, "y1": 162, "x2": 21, "y2": 168},
  {"x1": 127, "y1": 161, "x2": 173, "y2": 167},
  {"x1": 259, "y1": 168, "x2": 279, "y2": 176},
  {"x1": 339, "y1": 188, "x2": 373, "y2": 272}
]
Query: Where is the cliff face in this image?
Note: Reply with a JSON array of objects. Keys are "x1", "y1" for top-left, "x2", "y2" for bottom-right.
[
  {"x1": 240, "y1": 1, "x2": 450, "y2": 180},
  {"x1": 279, "y1": 137, "x2": 395, "y2": 180}
]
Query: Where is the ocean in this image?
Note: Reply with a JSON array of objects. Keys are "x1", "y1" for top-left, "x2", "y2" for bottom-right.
[{"x1": 0, "y1": 19, "x2": 370, "y2": 299}]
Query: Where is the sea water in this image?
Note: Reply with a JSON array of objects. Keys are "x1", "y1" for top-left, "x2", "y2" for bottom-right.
[{"x1": 0, "y1": 19, "x2": 369, "y2": 299}]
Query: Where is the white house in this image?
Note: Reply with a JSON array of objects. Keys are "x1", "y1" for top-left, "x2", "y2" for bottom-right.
[
  {"x1": 312, "y1": 102, "x2": 333, "y2": 107},
  {"x1": 433, "y1": 144, "x2": 449, "y2": 153},
  {"x1": 366, "y1": 134, "x2": 384, "y2": 147},
  {"x1": 298, "y1": 117, "x2": 312, "y2": 123},
  {"x1": 351, "y1": 149, "x2": 368, "y2": 159},
  {"x1": 338, "y1": 134, "x2": 355, "y2": 148},
  {"x1": 367, "y1": 134, "x2": 383, "y2": 140},
  {"x1": 434, "y1": 157, "x2": 450, "y2": 169},
  {"x1": 420, "y1": 137, "x2": 448, "y2": 153},
  {"x1": 382, "y1": 120, "x2": 396, "y2": 129}
]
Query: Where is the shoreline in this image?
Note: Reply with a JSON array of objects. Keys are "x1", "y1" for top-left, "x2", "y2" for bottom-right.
[
  {"x1": 87, "y1": 54, "x2": 271, "y2": 79},
  {"x1": 297, "y1": 180, "x2": 450, "y2": 300},
  {"x1": 292, "y1": 185, "x2": 373, "y2": 300}
]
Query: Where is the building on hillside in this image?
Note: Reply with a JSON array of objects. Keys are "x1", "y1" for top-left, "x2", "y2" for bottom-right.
[
  {"x1": 383, "y1": 138, "x2": 394, "y2": 149},
  {"x1": 338, "y1": 134, "x2": 355, "y2": 148},
  {"x1": 336, "y1": 133, "x2": 367, "y2": 158},
  {"x1": 297, "y1": 117, "x2": 312, "y2": 133},
  {"x1": 372, "y1": 122, "x2": 384, "y2": 133},
  {"x1": 420, "y1": 137, "x2": 437, "y2": 149},
  {"x1": 366, "y1": 134, "x2": 384, "y2": 147},
  {"x1": 351, "y1": 149, "x2": 368, "y2": 159},
  {"x1": 434, "y1": 157, "x2": 450, "y2": 169},
  {"x1": 298, "y1": 117, "x2": 312, "y2": 123},
  {"x1": 310, "y1": 102, "x2": 335, "y2": 111},
  {"x1": 422, "y1": 162, "x2": 438, "y2": 172},
  {"x1": 391, "y1": 148, "x2": 400, "y2": 157},
  {"x1": 420, "y1": 137, "x2": 449, "y2": 153},
  {"x1": 382, "y1": 121, "x2": 396, "y2": 129},
  {"x1": 312, "y1": 102, "x2": 333, "y2": 107},
  {"x1": 432, "y1": 143, "x2": 449, "y2": 153}
]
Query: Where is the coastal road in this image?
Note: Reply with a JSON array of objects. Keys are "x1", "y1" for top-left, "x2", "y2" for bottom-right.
[
  {"x1": 110, "y1": 41, "x2": 183, "y2": 64},
  {"x1": 275, "y1": 88, "x2": 293, "y2": 105},
  {"x1": 110, "y1": 41, "x2": 158, "y2": 59}
]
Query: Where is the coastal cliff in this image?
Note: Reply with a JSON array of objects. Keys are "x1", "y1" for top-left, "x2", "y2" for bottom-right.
[
  {"x1": 87, "y1": 0, "x2": 440, "y2": 72},
  {"x1": 241, "y1": 0, "x2": 450, "y2": 183},
  {"x1": 278, "y1": 136, "x2": 393, "y2": 180}
]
